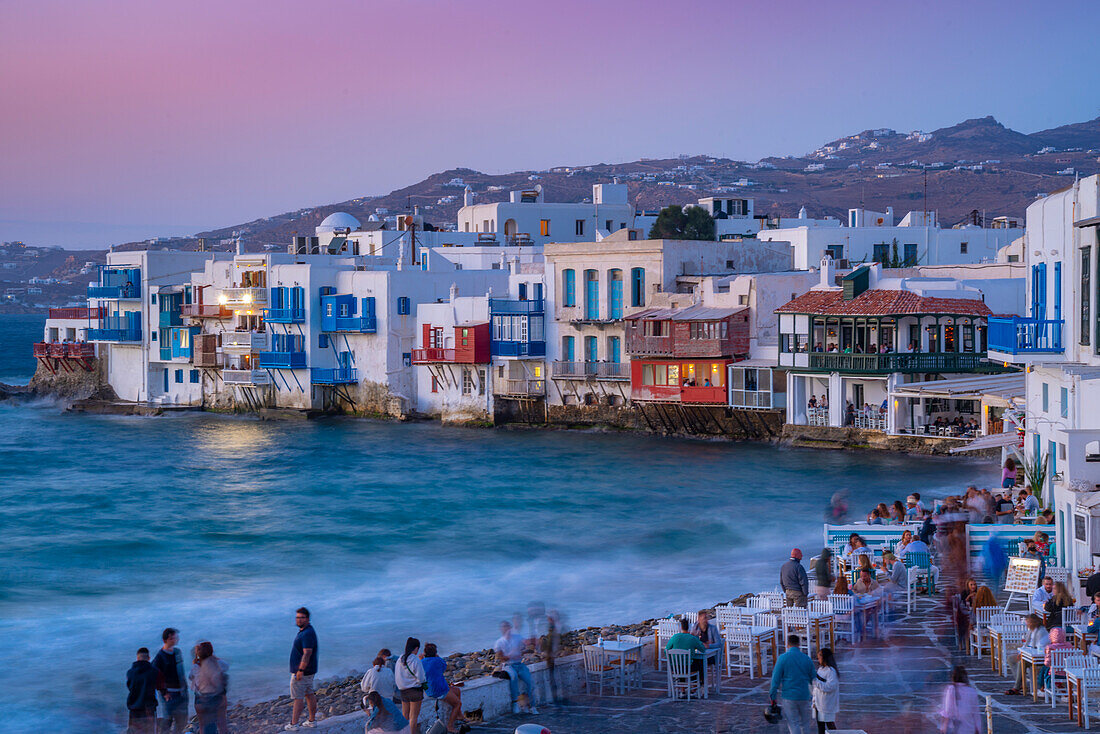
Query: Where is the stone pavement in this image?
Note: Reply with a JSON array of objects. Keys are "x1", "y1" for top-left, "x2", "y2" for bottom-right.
[{"x1": 472, "y1": 597, "x2": 1093, "y2": 734}]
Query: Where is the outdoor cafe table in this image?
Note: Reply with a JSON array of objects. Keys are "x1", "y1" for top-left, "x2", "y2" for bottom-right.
[
  {"x1": 597, "y1": 639, "x2": 645, "y2": 694},
  {"x1": 852, "y1": 596, "x2": 880, "y2": 642},
  {"x1": 1018, "y1": 646, "x2": 1043, "y2": 702},
  {"x1": 747, "y1": 625, "x2": 779, "y2": 672},
  {"x1": 699, "y1": 645, "x2": 722, "y2": 697},
  {"x1": 1065, "y1": 666, "x2": 1093, "y2": 727}
]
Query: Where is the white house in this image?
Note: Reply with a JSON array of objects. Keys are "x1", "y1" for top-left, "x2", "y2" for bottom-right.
[{"x1": 457, "y1": 183, "x2": 634, "y2": 245}]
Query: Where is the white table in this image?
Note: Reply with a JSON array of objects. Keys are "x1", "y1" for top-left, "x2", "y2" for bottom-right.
[
  {"x1": 1018, "y1": 646, "x2": 1044, "y2": 701},
  {"x1": 699, "y1": 645, "x2": 722, "y2": 696},
  {"x1": 597, "y1": 639, "x2": 644, "y2": 694},
  {"x1": 747, "y1": 625, "x2": 779, "y2": 672}
]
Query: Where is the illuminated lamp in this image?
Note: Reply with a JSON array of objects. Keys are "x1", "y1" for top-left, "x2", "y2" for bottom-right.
[
  {"x1": 244, "y1": 292, "x2": 253, "y2": 304},
  {"x1": 218, "y1": 294, "x2": 228, "y2": 305}
]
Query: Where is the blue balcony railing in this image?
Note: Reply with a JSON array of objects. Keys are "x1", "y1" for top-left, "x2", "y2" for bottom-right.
[
  {"x1": 159, "y1": 310, "x2": 182, "y2": 327},
  {"x1": 987, "y1": 317, "x2": 1063, "y2": 355},
  {"x1": 490, "y1": 298, "x2": 544, "y2": 315},
  {"x1": 257, "y1": 351, "x2": 307, "y2": 369},
  {"x1": 88, "y1": 327, "x2": 142, "y2": 342},
  {"x1": 87, "y1": 267, "x2": 141, "y2": 300},
  {"x1": 491, "y1": 340, "x2": 547, "y2": 358},
  {"x1": 310, "y1": 367, "x2": 358, "y2": 384},
  {"x1": 263, "y1": 308, "x2": 306, "y2": 324},
  {"x1": 159, "y1": 347, "x2": 172, "y2": 361},
  {"x1": 88, "y1": 284, "x2": 140, "y2": 299},
  {"x1": 323, "y1": 315, "x2": 377, "y2": 333}
]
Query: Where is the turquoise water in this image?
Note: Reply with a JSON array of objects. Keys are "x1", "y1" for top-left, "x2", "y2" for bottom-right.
[
  {"x1": 0, "y1": 313, "x2": 44, "y2": 384},
  {"x1": 0, "y1": 315, "x2": 996, "y2": 731}
]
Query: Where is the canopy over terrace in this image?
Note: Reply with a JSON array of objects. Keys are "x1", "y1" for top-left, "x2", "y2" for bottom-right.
[{"x1": 891, "y1": 372, "x2": 1025, "y2": 439}]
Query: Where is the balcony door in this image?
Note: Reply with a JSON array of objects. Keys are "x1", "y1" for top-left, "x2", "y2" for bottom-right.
[
  {"x1": 584, "y1": 270, "x2": 599, "y2": 320},
  {"x1": 608, "y1": 269, "x2": 623, "y2": 319},
  {"x1": 584, "y1": 335, "x2": 598, "y2": 363},
  {"x1": 608, "y1": 336, "x2": 621, "y2": 364}
]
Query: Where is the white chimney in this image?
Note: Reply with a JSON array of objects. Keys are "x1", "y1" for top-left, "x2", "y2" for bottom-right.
[
  {"x1": 449, "y1": 282, "x2": 458, "y2": 302},
  {"x1": 463, "y1": 186, "x2": 474, "y2": 207},
  {"x1": 819, "y1": 254, "x2": 835, "y2": 288}
]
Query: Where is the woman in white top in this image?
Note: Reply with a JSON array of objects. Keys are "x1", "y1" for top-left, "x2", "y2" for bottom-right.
[
  {"x1": 811, "y1": 648, "x2": 839, "y2": 733},
  {"x1": 394, "y1": 637, "x2": 426, "y2": 734},
  {"x1": 894, "y1": 530, "x2": 914, "y2": 560},
  {"x1": 940, "y1": 665, "x2": 981, "y2": 734},
  {"x1": 362, "y1": 655, "x2": 397, "y2": 702}
]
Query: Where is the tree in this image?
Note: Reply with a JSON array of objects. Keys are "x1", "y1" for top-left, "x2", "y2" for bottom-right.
[{"x1": 648, "y1": 205, "x2": 715, "y2": 241}]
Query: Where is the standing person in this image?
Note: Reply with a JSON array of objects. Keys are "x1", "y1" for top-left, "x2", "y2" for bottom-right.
[
  {"x1": 421, "y1": 643, "x2": 466, "y2": 734},
  {"x1": 769, "y1": 634, "x2": 817, "y2": 734},
  {"x1": 813, "y1": 548, "x2": 835, "y2": 601},
  {"x1": 811, "y1": 648, "x2": 839, "y2": 733},
  {"x1": 395, "y1": 637, "x2": 426, "y2": 733},
  {"x1": 365, "y1": 691, "x2": 410, "y2": 734},
  {"x1": 540, "y1": 608, "x2": 565, "y2": 704},
  {"x1": 126, "y1": 648, "x2": 163, "y2": 734},
  {"x1": 1002, "y1": 457, "x2": 1017, "y2": 489},
  {"x1": 781, "y1": 549, "x2": 810, "y2": 608},
  {"x1": 493, "y1": 621, "x2": 538, "y2": 715},
  {"x1": 286, "y1": 607, "x2": 320, "y2": 731},
  {"x1": 939, "y1": 666, "x2": 981, "y2": 734},
  {"x1": 994, "y1": 492, "x2": 1015, "y2": 523},
  {"x1": 152, "y1": 628, "x2": 188, "y2": 733},
  {"x1": 189, "y1": 641, "x2": 229, "y2": 734}
]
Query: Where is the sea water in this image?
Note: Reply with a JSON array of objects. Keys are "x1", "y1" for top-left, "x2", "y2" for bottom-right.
[{"x1": 0, "y1": 315, "x2": 995, "y2": 731}]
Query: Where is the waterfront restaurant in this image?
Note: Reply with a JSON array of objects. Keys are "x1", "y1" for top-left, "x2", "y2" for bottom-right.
[
  {"x1": 624, "y1": 304, "x2": 750, "y2": 404},
  {"x1": 777, "y1": 260, "x2": 1006, "y2": 432}
]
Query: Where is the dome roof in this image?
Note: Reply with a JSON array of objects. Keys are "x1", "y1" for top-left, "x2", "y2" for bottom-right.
[{"x1": 317, "y1": 212, "x2": 361, "y2": 232}]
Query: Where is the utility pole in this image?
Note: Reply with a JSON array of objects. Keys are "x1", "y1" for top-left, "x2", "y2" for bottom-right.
[{"x1": 923, "y1": 169, "x2": 928, "y2": 222}]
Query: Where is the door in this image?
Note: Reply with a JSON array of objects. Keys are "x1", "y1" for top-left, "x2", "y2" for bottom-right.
[
  {"x1": 584, "y1": 335, "x2": 598, "y2": 363},
  {"x1": 608, "y1": 336, "x2": 621, "y2": 364},
  {"x1": 562, "y1": 336, "x2": 575, "y2": 362}
]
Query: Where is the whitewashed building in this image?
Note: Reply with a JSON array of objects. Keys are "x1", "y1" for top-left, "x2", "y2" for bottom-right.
[
  {"x1": 986, "y1": 175, "x2": 1100, "y2": 574},
  {"x1": 458, "y1": 183, "x2": 634, "y2": 245}
]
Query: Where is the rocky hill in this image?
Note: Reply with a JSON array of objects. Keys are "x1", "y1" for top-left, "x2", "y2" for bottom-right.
[{"x1": 115, "y1": 115, "x2": 1100, "y2": 254}]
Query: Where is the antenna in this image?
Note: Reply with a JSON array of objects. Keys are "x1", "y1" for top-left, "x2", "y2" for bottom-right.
[{"x1": 923, "y1": 169, "x2": 928, "y2": 222}]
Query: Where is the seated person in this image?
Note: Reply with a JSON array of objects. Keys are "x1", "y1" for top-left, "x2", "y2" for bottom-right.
[
  {"x1": 852, "y1": 568, "x2": 880, "y2": 595},
  {"x1": 1042, "y1": 627, "x2": 1074, "y2": 692},
  {"x1": 1005, "y1": 613, "x2": 1050, "y2": 696},
  {"x1": 665, "y1": 618, "x2": 705, "y2": 678},
  {"x1": 880, "y1": 551, "x2": 907, "y2": 594},
  {"x1": 421, "y1": 643, "x2": 465, "y2": 733},
  {"x1": 1032, "y1": 577, "x2": 1054, "y2": 610},
  {"x1": 689, "y1": 610, "x2": 722, "y2": 648}
]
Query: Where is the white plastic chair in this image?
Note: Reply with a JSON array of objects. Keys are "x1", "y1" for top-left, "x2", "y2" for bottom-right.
[
  {"x1": 970, "y1": 606, "x2": 996, "y2": 659},
  {"x1": 997, "y1": 623, "x2": 1026, "y2": 677},
  {"x1": 1077, "y1": 666, "x2": 1100, "y2": 728},
  {"x1": 748, "y1": 595, "x2": 770, "y2": 611},
  {"x1": 666, "y1": 649, "x2": 701, "y2": 700},
  {"x1": 582, "y1": 645, "x2": 616, "y2": 697},
  {"x1": 615, "y1": 635, "x2": 644, "y2": 690},
  {"x1": 724, "y1": 625, "x2": 761, "y2": 678},
  {"x1": 655, "y1": 619, "x2": 680, "y2": 671},
  {"x1": 808, "y1": 599, "x2": 832, "y2": 616},
  {"x1": 828, "y1": 594, "x2": 855, "y2": 643},
  {"x1": 781, "y1": 608, "x2": 813, "y2": 654}
]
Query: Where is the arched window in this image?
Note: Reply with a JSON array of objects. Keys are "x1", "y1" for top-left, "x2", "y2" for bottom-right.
[
  {"x1": 608, "y1": 269, "x2": 623, "y2": 319},
  {"x1": 562, "y1": 269, "x2": 576, "y2": 307},
  {"x1": 631, "y1": 267, "x2": 645, "y2": 307}
]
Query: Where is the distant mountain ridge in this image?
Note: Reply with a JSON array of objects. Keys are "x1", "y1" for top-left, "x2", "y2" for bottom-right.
[{"x1": 122, "y1": 115, "x2": 1100, "y2": 253}]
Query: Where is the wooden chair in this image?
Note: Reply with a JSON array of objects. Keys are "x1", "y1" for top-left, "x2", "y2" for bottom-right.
[
  {"x1": 666, "y1": 649, "x2": 701, "y2": 700},
  {"x1": 582, "y1": 645, "x2": 617, "y2": 697}
]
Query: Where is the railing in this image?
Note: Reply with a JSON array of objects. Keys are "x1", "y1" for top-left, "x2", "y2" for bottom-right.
[
  {"x1": 551, "y1": 361, "x2": 630, "y2": 379},
  {"x1": 159, "y1": 310, "x2": 182, "y2": 327},
  {"x1": 33, "y1": 342, "x2": 49, "y2": 357},
  {"x1": 625, "y1": 334, "x2": 673, "y2": 356},
  {"x1": 324, "y1": 315, "x2": 377, "y2": 333},
  {"x1": 806, "y1": 351, "x2": 996, "y2": 373},
  {"x1": 182, "y1": 304, "x2": 233, "y2": 319},
  {"x1": 987, "y1": 316, "x2": 1063, "y2": 355},
  {"x1": 489, "y1": 298, "x2": 544, "y2": 315},
  {"x1": 159, "y1": 346, "x2": 172, "y2": 361},
  {"x1": 494, "y1": 378, "x2": 546, "y2": 397},
  {"x1": 411, "y1": 347, "x2": 456, "y2": 363},
  {"x1": 48, "y1": 307, "x2": 103, "y2": 320},
  {"x1": 222, "y1": 331, "x2": 270, "y2": 351},
  {"x1": 220, "y1": 287, "x2": 267, "y2": 306},
  {"x1": 257, "y1": 351, "x2": 307, "y2": 369},
  {"x1": 310, "y1": 367, "x2": 358, "y2": 384},
  {"x1": 87, "y1": 284, "x2": 140, "y2": 299},
  {"x1": 35, "y1": 342, "x2": 95, "y2": 358},
  {"x1": 263, "y1": 307, "x2": 306, "y2": 323},
  {"x1": 729, "y1": 390, "x2": 778, "y2": 410},
  {"x1": 491, "y1": 340, "x2": 546, "y2": 358},
  {"x1": 66, "y1": 343, "x2": 95, "y2": 358},
  {"x1": 680, "y1": 385, "x2": 726, "y2": 404},
  {"x1": 222, "y1": 369, "x2": 270, "y2": 386},
  {"x1": 88, "y1": 327, "x2": 142, "y2": 342}
]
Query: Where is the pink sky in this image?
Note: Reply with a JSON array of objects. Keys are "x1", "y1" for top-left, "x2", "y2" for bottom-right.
[{"x1": 1, "y1": 0, "x2": 1098, "y2": 246}]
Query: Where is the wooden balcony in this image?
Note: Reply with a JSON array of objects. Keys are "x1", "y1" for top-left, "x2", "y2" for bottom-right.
[
  {"x1": 223, "y1": 369, "x2": 270, "y2": 386},
  {"x1": 222, "y1": 331, "x2": 270, "y2": 351},
  {"x1": 411, "y1": 347, "x2": 456, "y2": 364},
  {"x1": 182, "y1": 304, "x2": 233, "y2": 319},
  {"x1": 805, "y1": 351, "x2": 1001, "y2": 374},
  {"x1": 493, "y1": 378, "x2": 546, "y2": 397},
  {"x1": 48, "y1": 307, "x2": 103, "y2": 320}
]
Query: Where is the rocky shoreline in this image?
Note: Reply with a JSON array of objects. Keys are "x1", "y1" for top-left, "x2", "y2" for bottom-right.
[{"x1": 227, "y1": 594, "x2": 753, "y2": 733}]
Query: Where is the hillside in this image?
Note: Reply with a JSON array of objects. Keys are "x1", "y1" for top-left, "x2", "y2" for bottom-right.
[{"x1": 113, "y1": 115, "x2": 1100, "y2": 253}]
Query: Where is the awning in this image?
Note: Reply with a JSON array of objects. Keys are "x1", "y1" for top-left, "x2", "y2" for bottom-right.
[
  {"x1": 949, "y1": 431, "x2": 1021, "y2": 454},
  {"x1": 891, "y1": 373, "x2": 1025, "y2": 401}
]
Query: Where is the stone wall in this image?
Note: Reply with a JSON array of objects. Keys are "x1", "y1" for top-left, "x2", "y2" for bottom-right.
[
  {"x1": 496, "y1": 397, "x2": 784, "y2": 439},
  {"x1": 28, "y1": 354, "x2": 115, "y2": 402},
  {"x1": 779, "y1": 424, "x2": 999, "y2": 456}
]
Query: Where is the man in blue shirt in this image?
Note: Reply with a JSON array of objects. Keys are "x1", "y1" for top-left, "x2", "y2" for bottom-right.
[
  {"x1": 769, "y1": 634, "x2": 817, "y2": 734},
  {"x1": 286, "y1": 607, "x2": 320, "y2": 731}
]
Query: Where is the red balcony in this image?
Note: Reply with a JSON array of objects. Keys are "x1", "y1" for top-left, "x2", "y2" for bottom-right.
[
  {"x1": 48, "y1": 307, "x2": 103, "y2": 320},
  {"x1": 33, "y1": 342, "x2": 50, "y2": 357},
  {"x1": 66, "y1": 343, "x2": 96, "y2": 359},
  {"x1": 681, "y1": 385, "x2": 726, "y2": 404},
  {"x1": 411, "y1": 347, "x2": 457, "y2": 364},
  {"x1": 183, "y1": 303, "x2": 233, "y2": 319},
  {"x1": 48, "y1": 343, "x2": 67, "y2": 358}
]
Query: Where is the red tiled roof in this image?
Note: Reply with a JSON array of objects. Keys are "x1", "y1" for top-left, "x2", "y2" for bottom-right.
[{"x1": 774, "y1": 289, "x2": 992, "y2": 317}]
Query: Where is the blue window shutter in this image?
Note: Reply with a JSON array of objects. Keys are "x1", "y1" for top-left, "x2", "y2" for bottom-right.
[
  {"x1": 563, "y1": 269, "x2": 575, "y2": 307},
  {"x1": 610, "y1": 337, "x2": 621, "y2": 363}
]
